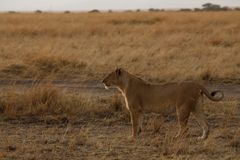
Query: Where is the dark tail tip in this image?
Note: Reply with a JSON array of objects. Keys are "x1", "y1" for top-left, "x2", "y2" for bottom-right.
[{"x1": 211, "y1": 91, "x2": 217, "y2": 97}]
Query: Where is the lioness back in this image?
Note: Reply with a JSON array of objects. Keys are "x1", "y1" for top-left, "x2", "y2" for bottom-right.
[{"x1": 135, "y1": 82, "x2": 201, "y2": 114}]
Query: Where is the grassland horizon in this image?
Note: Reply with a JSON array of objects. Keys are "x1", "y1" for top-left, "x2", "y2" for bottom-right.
[{"x1": 0, "y1": 11, "x2": 239, "y2": 83}]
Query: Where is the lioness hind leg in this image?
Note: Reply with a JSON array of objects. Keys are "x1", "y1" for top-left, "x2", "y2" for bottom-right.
[
  {"x1": 138, "y1": 114, "x2": 143, "y2": 134},
  {"x1": 192, "y1": 98, "x2": 209, "y2": 140},
  {"x1": 175, "y1": 105, "x2": 191, "y2": 139}
]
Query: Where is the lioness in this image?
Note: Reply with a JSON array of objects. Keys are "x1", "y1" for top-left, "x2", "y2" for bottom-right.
[{"x1": 102, "y1": 68, "x2": 224, "y2": 140}]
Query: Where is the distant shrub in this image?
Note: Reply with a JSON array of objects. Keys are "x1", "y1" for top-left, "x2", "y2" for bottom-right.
[
  {"x1": 148, "y1": 8, "x2": 160, "y2": 12},
  {"x1": 64, "y1": 10, "x2": 70, "y2": 14},
  {"x1": 201, "y1": 3, "x2": 233, "y2": 11},
  {"x1": 235, "y1": 7, "x2": 240, "y2": 11},
  {"x1": 179, "y1": 8, "x2": 192, "y2": 12},
  {"x1": 221, "y1": 6, "x2": 230, "y2": 11},
  {"x1": 124, "y1": 10, "x2": 132, "y2": 13},
  {"x1": 194, "y1": 8, "x2": 202, "y2": 11},
  {"x1": 89, "y1": 9, "x2": 100, "y2": 13},
  {"x1": 8, "y1": 11, "x2": 17, "y2": 14},
  {"x1": 202, "y1": 3, "x2": 221, "y2": 11},
  {"x1": 35, "y1": 10, "x2": 42, "y2": 13}
]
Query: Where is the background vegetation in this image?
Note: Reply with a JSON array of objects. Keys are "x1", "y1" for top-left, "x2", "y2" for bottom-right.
[{"x1": 0, "y1": 11, "x2": 239, "y2": 83}]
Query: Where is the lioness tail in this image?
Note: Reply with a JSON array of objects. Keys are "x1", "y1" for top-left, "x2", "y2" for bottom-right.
[{"x1": 200, "y1": 86, "x2": 224, "y2": 101}]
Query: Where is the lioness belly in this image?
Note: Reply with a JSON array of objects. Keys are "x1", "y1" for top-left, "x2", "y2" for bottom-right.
[{"x1": 142, "y1": 102, "x2": 176, "y2": 114}]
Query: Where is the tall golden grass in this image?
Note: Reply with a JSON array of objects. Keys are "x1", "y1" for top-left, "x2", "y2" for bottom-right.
[
  {"x1": 0, "y1": 82, "x2": 127, "y2": 121},
  {"x1": 0, "y1": 11, "x2": 239, "y2": 82}
]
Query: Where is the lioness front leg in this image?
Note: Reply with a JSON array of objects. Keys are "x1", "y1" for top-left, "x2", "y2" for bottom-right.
[{"x1": 129, "y1": 111, "x2": 141, "y2": 138}]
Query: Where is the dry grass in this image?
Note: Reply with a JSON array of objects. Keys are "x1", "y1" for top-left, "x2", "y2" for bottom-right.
[
  {"x1": 2, "y1": 107, "x2": 238, "y2": 160},
  {"x1": 0, "y1": 82, "x2": 239, "y2": 159},
  {"x1": 0, "y1": 11, "x2": 239, "y2": 82},
  {"x1": 0, "y1": 82, "x2": 128, "y2": 122},
  {"x1": 0, "y1": 11, "x2": 239, "y2": 159}
]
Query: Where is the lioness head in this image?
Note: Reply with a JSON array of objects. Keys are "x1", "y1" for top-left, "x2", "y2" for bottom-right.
[{"x1": 102, "y1": 68, "x2": 124, "y2": 89}]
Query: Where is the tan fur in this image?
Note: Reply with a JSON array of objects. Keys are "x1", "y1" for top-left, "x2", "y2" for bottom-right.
[{"x1": 102, "y1": 68, "x2": 224, "y2": 140}]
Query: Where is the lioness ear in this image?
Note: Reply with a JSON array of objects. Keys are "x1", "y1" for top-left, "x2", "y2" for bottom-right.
[{"x1": 116, "y1": 68, "x2": 121, "y2": 76}]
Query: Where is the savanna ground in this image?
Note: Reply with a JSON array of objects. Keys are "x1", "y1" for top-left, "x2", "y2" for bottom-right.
[{"x1": 0, "y1": 11, "x2": 239, "y2": 159}]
